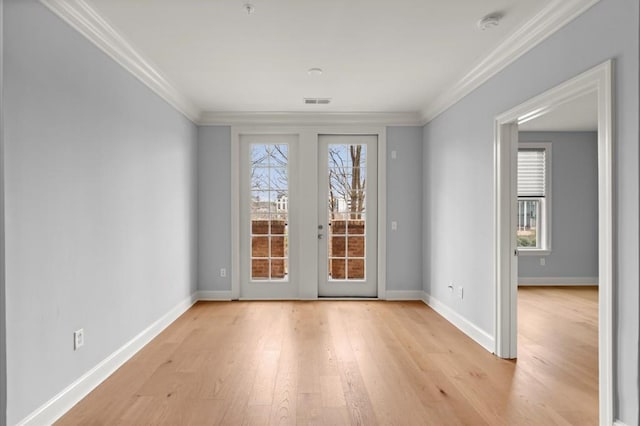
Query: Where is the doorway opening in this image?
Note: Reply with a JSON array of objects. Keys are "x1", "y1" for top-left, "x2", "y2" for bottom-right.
[
  {"x1": 494, "y1": 61, "x2": 613, "y2": 424},
  {"x1": 516, "y1": 90, "x2": 600, "y2": 421}
]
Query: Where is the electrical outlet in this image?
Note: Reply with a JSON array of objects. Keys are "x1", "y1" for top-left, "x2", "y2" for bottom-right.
[
  {"x1": 74, "y1": 329, "x2": 84, "y2": 350},
  {"x1": 391, "y1": 150, "x2": 397, "y2": 160},
  {"x1": 457, "y1": 287, "x2": 464, "y2": 299},
  {"x1": 540, "y1": 258, "x2": 546, "y2": 266},
  {"x1": 220, "y1": 268, "x2": 227, "y2": 277},
  {"x1": 391, "y1": 221, "x2": 398, "y2": 231}
]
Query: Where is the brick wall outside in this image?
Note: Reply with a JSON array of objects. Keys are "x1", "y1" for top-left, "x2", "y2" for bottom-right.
[
  {"x1": 250, "y1": 219, "x2": 364, "y2": 279},
  {"x1": 329, "y1": 220, "x2": 365, "y2": 279},
  {"x1": 252, "y1": 220, "x2": 286, "y2": 279}
]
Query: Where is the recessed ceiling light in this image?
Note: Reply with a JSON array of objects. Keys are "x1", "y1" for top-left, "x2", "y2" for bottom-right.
[
  {"x1": 477, "y1": 13, "x2": 502, "y2": 31},
  {"x1": 307, "y1": 67, "x2": 323, "y2": 76},
  {"x1": 244, "y1": 3, "x2": 255, "y2": 15}
]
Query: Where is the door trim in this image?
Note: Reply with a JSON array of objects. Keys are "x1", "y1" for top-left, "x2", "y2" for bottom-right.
[
  {"x1": 231, "y1": 126, "x2": 386, "y2": 300},
  {"x1": 493, "y1": 60, "x2": 613, "y2": 424}
]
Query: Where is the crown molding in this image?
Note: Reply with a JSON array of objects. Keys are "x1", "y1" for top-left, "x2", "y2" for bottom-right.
[
  {"x1": 40, "y1": 0, "x2": 599, "y2": 127},
  {"x1": 420, "y1": 0, "x2": 600, "y2": 124},
  {"x1": 197, "y1": 111, "x2": 423, "y2": 126},
  {"x1": 40, "y1": 0, "x2": 201, "y2": 122}
]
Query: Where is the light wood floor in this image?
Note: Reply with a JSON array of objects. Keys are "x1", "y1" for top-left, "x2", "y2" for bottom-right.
[{"x1": 57, "y1": 287, "x2": 598, "y2": 425}]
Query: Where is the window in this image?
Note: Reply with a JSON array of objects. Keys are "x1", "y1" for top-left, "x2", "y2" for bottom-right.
[{"x1": 517, "y1": 143, "x2": 551, "y2": 253}]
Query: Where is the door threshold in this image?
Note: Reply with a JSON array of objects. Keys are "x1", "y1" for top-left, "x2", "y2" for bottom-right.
[
  {"x1": 236, "y1": 297, "x2": 380, "y2": 301},
  {"x1": 317, "y1": 297, "x2": 380, "y2": 300}
]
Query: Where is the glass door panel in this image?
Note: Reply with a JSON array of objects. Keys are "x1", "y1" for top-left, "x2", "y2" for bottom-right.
[
  {"x1": 250, "y1": 144, "x2": 289, "y2": 281},
  {"x1": 240, "y1": 135, "x2": 298, "y2": 299},
  {"x1": 318, "y1": 135, "x2": 377, "y2": 297}
]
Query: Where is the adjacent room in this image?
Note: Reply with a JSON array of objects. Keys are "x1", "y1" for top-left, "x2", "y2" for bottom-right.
[
  {"x1": 516, "y1": 92, "x2": 600, "y2": 422},
  {"x1": 1, "y1": 0, "x2": 638, "y2": 425}
]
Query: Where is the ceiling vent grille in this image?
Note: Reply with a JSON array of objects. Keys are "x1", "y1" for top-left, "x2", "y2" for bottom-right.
[{"x1": 304, "y1": 98, "x2": 331, "y2": 105}]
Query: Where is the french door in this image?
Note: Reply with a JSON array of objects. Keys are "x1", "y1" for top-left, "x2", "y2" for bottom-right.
[
  {"x1": 237, "y1": 131, "x2": 378, "y2": 299},
  {"x1": 317, "y1": 135, "x2": 378, "y2": 297},
  {"x1": 239, "y1": 134, "x2": 299, "y2": 299}
]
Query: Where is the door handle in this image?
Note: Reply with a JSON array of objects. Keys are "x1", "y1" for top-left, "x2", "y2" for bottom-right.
[{"x1": 318, "y1": 233, "x2": 323, "y2": 240}]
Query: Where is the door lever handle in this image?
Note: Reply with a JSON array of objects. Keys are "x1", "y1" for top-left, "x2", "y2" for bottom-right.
[{"x1": 318, "y1": 233, "x2": 323, "y2": 240}]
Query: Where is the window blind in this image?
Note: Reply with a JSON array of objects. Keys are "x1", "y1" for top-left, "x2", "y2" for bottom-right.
[{"x1": 517, "y1": 149, "x2": 545, "y2": 197}]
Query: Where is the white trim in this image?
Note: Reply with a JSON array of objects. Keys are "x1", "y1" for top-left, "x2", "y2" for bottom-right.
[
  {"x1": 421, "y1": 292, "x2": 495, "y2": 353},
  {"x1": 494, "y1": 121, "x2": 519, "y2": 358},
  {"x1": 384, "y1": 290, "x2": 424, "y2": 301},
  {"x1": 195, "y1": 290, "x2": 233, "y2": 301},
  {"x1": 518, "y1": 277, "x2": 598, "y2": 286},
  {"x1": 493, "y1": 60, "x2": 614, "y2": 425},
  {"x1": 613, "y1": 421, "x2": 629, "y2": 426},
  {"x1": 39, "y1": 0, "x2": 200, "y2": 122},
  {"x1": 16, "y1": 293, "x2": 198, "y2": 426},
  {"x1": 230, "y1": 130, "x2": 241, "y2": 300},
  {"x1": 517, "y1": 249, "x2": 551, "y2": 256},
  {"x1": 199, "y1": 111, "x2": 422, "y2": 126},
  {"x1": 421, "y1": 0, "x2": 600, "y2": 123},
  {"x1": 38, "y1": 0, "x2": 600, "y2": 128},
  {"x1": 377, "y1": 129, "x2": 387, "y2": 300}
]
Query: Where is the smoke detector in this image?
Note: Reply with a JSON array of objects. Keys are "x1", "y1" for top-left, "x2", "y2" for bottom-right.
[
  {"x1": 477, "y1": 13, "x2": 502, "y2": 30},
  {"x1": 244, "y1": 3, "x2": 255, "y2": 14}
]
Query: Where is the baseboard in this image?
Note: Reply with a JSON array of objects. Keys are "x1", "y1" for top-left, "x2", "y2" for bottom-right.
[
  {"x1": 421, "y1": 292, "x2": 495, "y2": 353},
  {"x1": 385, "y1": 290, "x2": 425, "y2": 300},
  {"x1": 613, "y1": 420, "x2": 629, "y2": 426},
  {"x1": 196, "y1": 290, "x2": 233, "y2": 301},
  {"x1": 17, "y1": 293, "x2": 198, "y2": 426},
  {"x1": 518, "y1": 276, "x2": 598, "y2": 285}
]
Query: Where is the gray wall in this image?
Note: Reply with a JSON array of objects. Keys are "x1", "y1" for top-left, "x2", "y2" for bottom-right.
[
  {"x1": 386, "y1": 127, "x2": 423, "y2": 291},
  {"x1": 423, "y1": 0, "x2": 637, "y2": 423},
  {"x1": 196, "y1": 126, "x2": 424, "y2": 293},
  {"x1": 0, "y1": 0, "x2": 5, "y2": 424},
  {"x1": 197, "y1": 126, "x2": 232, "y2": 293},
  {"x1": 4, "y1": 1, "x2": 198, "y2": 424},
  {"x1": 518, "y1": 132, "x2": 598, "y2": 281}
]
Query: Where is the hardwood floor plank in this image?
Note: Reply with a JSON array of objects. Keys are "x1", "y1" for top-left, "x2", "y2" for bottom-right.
[
  {"x1": 320, "y1": 375, "x2": 346, "y2": 408},
  {"x1": 57, "y1": 289, "x2": 598, "y2": 425}
]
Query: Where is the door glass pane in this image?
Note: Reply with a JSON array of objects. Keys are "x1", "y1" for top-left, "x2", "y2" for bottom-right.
[
  {"x1": 250, "y1": 143, "x2": 289, "y2": 281},
  {"x1": 327, "y1": 144, "x2": 366, "y2": 280}
]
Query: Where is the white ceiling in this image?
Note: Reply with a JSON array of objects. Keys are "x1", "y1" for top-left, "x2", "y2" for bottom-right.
[
  {"x1": 85, "y1": 0, "x2": 556, "y2": 115},
  {"x1": 519, "y1": 91, "x2": 598, "y2": 132}
]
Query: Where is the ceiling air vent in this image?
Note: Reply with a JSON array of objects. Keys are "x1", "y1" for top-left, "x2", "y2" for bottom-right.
[{"x1": 304, "y1": 98, "x2": 331, "y2": 105}]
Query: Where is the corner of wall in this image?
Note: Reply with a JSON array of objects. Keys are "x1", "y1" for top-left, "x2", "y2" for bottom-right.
[
  {"x1": 421, "y1": 291, "x2": 495, "y2": 353},
  {"x1": 15, "y1": 294, "x2": 197, "y2": 426}
]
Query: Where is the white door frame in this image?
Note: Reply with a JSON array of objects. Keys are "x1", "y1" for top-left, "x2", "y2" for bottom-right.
[
  {"x1": 231, "y1": 125, "x2": 387, "y2": 300},
  {"x1": 493, "y1": 60, "x2": 613, "y2": 424}
]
